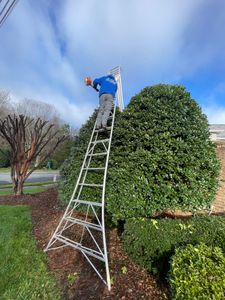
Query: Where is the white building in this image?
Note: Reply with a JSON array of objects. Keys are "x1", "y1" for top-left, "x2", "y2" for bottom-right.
[{"x1": 209, "y1": 124, "x2": 225, "y2": 141}]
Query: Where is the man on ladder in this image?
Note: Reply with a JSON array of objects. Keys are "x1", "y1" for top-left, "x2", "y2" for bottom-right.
[
  {"x1": 85, "y1": 74, "x2": 117, "y2": 129},
  {"x1": 45, "y1": 67, "x2": 123, "y2": 291}
]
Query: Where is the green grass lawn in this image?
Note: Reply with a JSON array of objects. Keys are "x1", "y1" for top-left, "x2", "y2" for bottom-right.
[
  {"x1": 0, "y1": 181, "x2": 57, "y2": 196},
  {"x1": 0, "y1": 205, "x2": 60, "y2": 299},
  {"x1": 0, "y1": 168, "x2": 59, "y2": 173},
  {"x1": 0, "y1": 167, "x2": 10, "y2": 173},
  {"x1": 0, "y1": 186, "x2": 50, "y2": 196},
  {"x1": 0, "y1": 181, "x2": 55, "y2": 189}
]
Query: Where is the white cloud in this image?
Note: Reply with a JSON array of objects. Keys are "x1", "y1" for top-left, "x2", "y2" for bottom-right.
[
  {"x1": 0, "y1": 0, "x2": 225, "y2": 126},
  {"x1": 58, "y1": 0, "x2": 209, "y2": 77},
  {"x1": 204, "y1": 106, "x2": 225, "y2": 124}
]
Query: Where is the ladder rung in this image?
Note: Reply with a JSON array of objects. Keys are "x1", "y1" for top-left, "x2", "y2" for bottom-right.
[
  {"x1": 55, "y1": 234, "x2": 105, "y2": 262},
  {"x1": 65, "y1": 216, "x2": 102, "y2": 231},
  {"x1": 83, "y1": 167, "x2": 105, "y2": 171},
  {"x1": 72, "y1": 199, "x2": 102, "y2": 207},
  {"x1": 95, "y1": 127, "x2": 111, "y2": 132},
  {"x1": 88, "y1": 152, "x2": 107, "y2": 157},
  {"x1": 91, "y1": 139, "x2": 109, "y2": 144},
  {"x1": 79, "y1": 183, "x2": 103, "y2": 188}
]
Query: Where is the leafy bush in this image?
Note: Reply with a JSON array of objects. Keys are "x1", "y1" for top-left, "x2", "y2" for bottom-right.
[
  {"x1": 107, "y1": 84, "x2": 219, "y2": 222},
  {"x1": 123, "y1": 216, "x2": 225, "y2": 276},
  {"x1": 52, "y1": 139, "x2": 74, "y2": 168},
  {"x1": 59, "y1": 84, "x2": 219, "y2": 222},
  {"x1": 0, "y1": 147, "x2": 10, "y2": 168},
  {"x1": 169, "y1": 243, "x2": 225, "y2": 300}
]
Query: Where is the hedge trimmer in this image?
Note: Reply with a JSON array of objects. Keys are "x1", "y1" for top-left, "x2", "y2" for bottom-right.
[{"x1": 84, "y1": 76, "x2": 99, "y2": 92}]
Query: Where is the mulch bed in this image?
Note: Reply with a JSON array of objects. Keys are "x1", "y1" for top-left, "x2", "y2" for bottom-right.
[{"x1": 0, "y1": 189, "x2": 168, "y2": 300}]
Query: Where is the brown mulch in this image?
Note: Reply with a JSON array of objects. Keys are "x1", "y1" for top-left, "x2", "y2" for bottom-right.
[{"x1": 0, "y1": 189, "x2": 169, "y2": 300}]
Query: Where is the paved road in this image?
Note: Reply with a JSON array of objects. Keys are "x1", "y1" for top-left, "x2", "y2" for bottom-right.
[{"x1": 0, "y1": 171, "x2": 60, "y2": 184}]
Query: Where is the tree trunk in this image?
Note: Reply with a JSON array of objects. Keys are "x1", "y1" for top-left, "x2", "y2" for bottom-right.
[
  {"x1": 15, "y1": 180, "x2": 24, "y2": 195},
  {"x1": 12, "y1": 178, "x2": 24, "y2": 196}
]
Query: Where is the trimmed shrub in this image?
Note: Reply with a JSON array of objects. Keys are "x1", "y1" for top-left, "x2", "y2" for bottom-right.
[
  {"x1": 169, "y1": 243, "x2": 225, "y2": 300},
  {"x1": 123, "y1": 216, "x2": 225, "y2": 276},
  {"x1": 107, "y1": 84, "x2": 219, "y2": 222},
  {"x1": 59, "y1": 84, "x2": 219, "y2": 222}
]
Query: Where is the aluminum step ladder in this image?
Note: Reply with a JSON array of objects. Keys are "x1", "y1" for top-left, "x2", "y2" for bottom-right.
[{"x1": 44, "y1": 102, "x2": 117, "y2": 290}]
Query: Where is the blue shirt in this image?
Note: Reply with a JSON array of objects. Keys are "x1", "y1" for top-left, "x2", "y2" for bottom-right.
[{"x1": 93, "y1": 75, "x2": 117, "y2": 98}]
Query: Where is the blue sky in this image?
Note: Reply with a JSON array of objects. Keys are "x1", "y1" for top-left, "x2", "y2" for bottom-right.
[{"x1": 0, "y1": 0, "x2": 225, "y2": 127}]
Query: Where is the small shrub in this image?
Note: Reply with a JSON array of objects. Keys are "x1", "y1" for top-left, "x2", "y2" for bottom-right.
[
  {"x1": 169, "y1": 243, "x2": 225, "y2": 300},
  {"x1": 51, "y1": 159, "x2": 59, "y2": 170},
  {"x1": 123, "y1": 216, "x2": 225, "y2": 276},
  {"x1": 42, "y1": 159, "x2": 59, "y2": 169}
]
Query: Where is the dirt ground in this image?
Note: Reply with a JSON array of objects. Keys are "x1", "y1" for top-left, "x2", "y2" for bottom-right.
[{"x1": 0, "y1": 189, "x2": 168, "y2": 300}]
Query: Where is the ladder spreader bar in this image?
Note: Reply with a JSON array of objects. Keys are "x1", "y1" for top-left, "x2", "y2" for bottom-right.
[
  {"x1": 65, "y1": 216, "x2": 102, "y2": 231},
  {"x1": 55, "y1": 235, "x2": 105, "y2": 262}
]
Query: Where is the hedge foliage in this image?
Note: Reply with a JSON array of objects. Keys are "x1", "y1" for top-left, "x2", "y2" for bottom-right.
[
  {"x1": 59, "y1": 110, "x2": 97, "y2": 206},
  {"x1": 169, "y1": 243, "x2": 225, "y2": 300},
  {"x1": 123, "y1": 216, "x2": 225, "y2": 276},
  {"x1": 107, "y1": 84, "x2": 219, "y2": 222},
  {"x1": 51, "y1": 139, "x2": 74, "y2": 168},
  {"x1": 59, "y1": 84, "x2": 219, "y2": 223}
]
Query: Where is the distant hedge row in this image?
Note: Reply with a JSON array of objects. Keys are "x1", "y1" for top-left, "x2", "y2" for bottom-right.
[{"x1": 0, "y1": 147, "x2": 10, "y2": 168}]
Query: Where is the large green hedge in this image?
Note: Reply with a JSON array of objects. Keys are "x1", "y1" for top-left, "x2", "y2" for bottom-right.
[
  {"x1": 107, "y1": 84, "x2": 219, "y2": 222},
  {"x1": 123, "y1": 216, "x2": 225, "y2": 277},
  {"x1": 59, "y1": 84, "x2": 219, "y2": 222}
]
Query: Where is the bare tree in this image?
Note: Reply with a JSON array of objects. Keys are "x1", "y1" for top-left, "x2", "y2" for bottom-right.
[
  {"x1": 14, "y1": 98, "x2": 64, "y2": 166},
  {"x1": 15, "y1": 98, "x2": 61, "y2": 123},
  {"x1": 0, "y1": 114, "x2": 67, "y2": 195}
]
